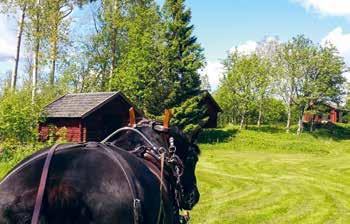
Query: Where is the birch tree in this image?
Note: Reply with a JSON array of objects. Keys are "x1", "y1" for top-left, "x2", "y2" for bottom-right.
[
  {"x1": 0, "y1": 0, "x2": 29, "y2": 91},
  {"x1": 45, "y1": 0, "x2": 73, "y2": 86},
  {"x1": 279, "y1": 36, "x2": 346, "y2": 134}
]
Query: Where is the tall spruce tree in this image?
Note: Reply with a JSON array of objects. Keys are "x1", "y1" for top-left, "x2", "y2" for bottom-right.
[{"x1": 162, "y1": 0, "x2": 205, "y2": 108}]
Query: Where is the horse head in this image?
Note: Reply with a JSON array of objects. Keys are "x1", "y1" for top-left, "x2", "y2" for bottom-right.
[
  {"x1": 105, "y1": 108, "x2": 201, "y2": 210},
  {"x1": 133, "y1": 110, "x2": 201, "y2": 210}
]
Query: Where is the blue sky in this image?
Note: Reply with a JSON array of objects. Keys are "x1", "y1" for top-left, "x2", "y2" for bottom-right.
[
  {"x1": 1, "y1": 0, "x2": 350, "y2": 90},
  {"x1": 186, "y1": 0, "x2": 349, "y2": 61}
]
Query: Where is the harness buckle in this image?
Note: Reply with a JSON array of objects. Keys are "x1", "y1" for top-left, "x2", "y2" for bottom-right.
[{"x1": 133, "y1": 198, "x2": 142, "y2": 224}]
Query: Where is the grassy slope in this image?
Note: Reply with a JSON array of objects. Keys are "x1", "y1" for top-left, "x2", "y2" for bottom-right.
[
  {"x1": 2, "y1": 125, "x2": 350, "y2": 223},
  {"x1": 191, "y1": 125, "x2": 350, "y2": 224}
]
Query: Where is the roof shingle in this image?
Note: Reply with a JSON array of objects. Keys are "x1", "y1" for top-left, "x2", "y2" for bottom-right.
[{"x1": 44, "y1": 92, "x2": 121, "y2": 118}]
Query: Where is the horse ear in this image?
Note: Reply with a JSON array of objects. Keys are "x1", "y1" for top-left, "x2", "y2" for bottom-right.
[
  {"x1": 163, "y1": 109, "x2": 172, "y2": 129},
  {"x1": 129, "y1": 107, "x2": 136, "y2": 127}
]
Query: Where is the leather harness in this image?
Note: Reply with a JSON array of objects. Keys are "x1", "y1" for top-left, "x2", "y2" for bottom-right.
[{"x1": 30, "y1": 124, "x2": 186, "y2": 224}]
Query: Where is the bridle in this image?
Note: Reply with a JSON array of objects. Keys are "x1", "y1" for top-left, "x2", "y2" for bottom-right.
[{"x1": 102, "y1": 122, "x2": 188, "y2": 216}]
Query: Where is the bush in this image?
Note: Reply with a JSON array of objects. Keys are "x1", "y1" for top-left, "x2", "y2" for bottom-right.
[
  {"x1": 171, "y1": 92, "x2": 210, "y2": 135},
  {"x1": 0, "y1": 89, "x2": 43, "y2": 144}
]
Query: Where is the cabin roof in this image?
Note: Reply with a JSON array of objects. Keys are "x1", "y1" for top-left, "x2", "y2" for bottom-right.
[
  {"x1": 202, "y1": 90, "x2": 223, "y2": 112},
  {"x1": 44, "y1": 92, "x2": 140, "y2": 118}
]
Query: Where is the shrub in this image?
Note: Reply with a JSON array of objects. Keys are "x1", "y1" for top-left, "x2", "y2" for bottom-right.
[
  {"x1": 0, "y1": 89, "x2": 43, "y2": 144},
  {"x1": 171, "y1": 92, "x2": 209, "y2": 135}
]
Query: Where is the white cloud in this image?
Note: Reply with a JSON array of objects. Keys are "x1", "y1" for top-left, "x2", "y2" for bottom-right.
[
  {"x1": 202, "y1": 40, "x2": 261, "y2": 91},
  {"x1": 230, "y1": 40, "x2": 258, "y2": 55},
  {"x1": 321, "y1": 27, "x2": 350, "y2": 65},
  {"x1": 294, "y1": 0, "x2": 350, "y2": 17},
  {"x1": 0, "y1": 15, "x2": 16, "y2": 62},
  {"x1": 200, "y1": 61, "x2": 224, "y2": 91}
]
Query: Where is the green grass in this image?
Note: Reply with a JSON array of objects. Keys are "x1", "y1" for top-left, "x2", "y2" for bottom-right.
[
  {"x1": 2, "y1": 125, "x2": 350, "y2": 223},
  {"x1": 191, "y1": 125, "x2": 350, "y2": 223}
]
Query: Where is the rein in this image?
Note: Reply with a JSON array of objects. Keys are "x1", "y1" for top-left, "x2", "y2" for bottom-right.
[
  {"x1": 31, "y1": 144, "x2": 59, "y2": 224},
  {"x1": 30, "y1": 143, "x2": 85, "y2": 224}
]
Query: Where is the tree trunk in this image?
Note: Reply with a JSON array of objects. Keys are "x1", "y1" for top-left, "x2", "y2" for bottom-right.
[
  {"x1": 49, "y1": 36, "x2": 57, "y2": 86},
  {"x1": 286, "y1": 97, "x2": 292, "y2": 133},
  {"x1": 239, "y1": 113, "x2": 245, "y2": 130},
  {"x1": 297, "y1": 106, "x2": 305, "y2": 135},
  {"x1": 32, "y1": 8, "x2": 40, "y2": 103},
  {"x1": 257, "y1": 102, "x2": 262, "y2": 127},
  {"x1": 49, "y1": 1, "x2": 60, "y2": 87},
  {"x1": 10, "y1": 5, "x2": 26, "y2": 91},
  {"x1": 32, "y1": 40, "x2": 39, "y2": 103},
  {"x1": 310, "y1": 115, "x2": 315, "y2": 132}
]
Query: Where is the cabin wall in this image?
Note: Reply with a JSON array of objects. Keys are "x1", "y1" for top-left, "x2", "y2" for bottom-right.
[
  {"x1": 203, "y1": 100, "x2": 219, "y2": 128},
  {"x1": 330, "y1": 109, "x2": 337, "y2": 123},
  {"x1": 84, "y1": 96, "x2": 137, "y2": 141},
  {"x1": 303, "y1": 108, "x2": 339, "y2": 124},
  {"x1": 39, "y1": 118, "x2": 82, "y2": 142}
]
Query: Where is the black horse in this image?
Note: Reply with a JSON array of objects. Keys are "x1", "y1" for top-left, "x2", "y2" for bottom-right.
[{"x1": 0, "y1": 119, "x2": 200, "y2": 224}]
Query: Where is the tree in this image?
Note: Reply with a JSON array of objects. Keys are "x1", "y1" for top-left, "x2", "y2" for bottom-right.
[
  {"x1": 45, "y1": 0, "x2": 74, "y2": 86},
  {"x1": 26, "y1": 0, "x2": 46, "y2": 102},
  {"x1": 84, "y1": 0, "x2": 129, "y2": 91},
  {"x1": 254, "y1": 57, "x2": 273, "y2": 127},
  {"x1": 200, "y1": 72, "x2": 211, "y2": 92},
  {"x1": 279, "y1": 36, "x2": 346, "y2": 134},
  {"x1": 162, "y1": 0, "x2": 205, "y2": 108},
  {"x1": 109, "y1": 0, "x2": 166, "y2": 115},
  {"x1": 255, "y1": 37, "x2": 280, "y2": 127},
  {"x1": 0, "y1": 0, "x2": 29, "y2": 91},
  {"x1": 171, "y1": 92, "x2": 209, "y2": 137},
  {"x1": 221, "y1": 52, "x2": 261, "y2": 129}
]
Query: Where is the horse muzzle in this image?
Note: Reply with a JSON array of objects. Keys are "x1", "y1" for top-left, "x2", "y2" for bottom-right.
[{"x1": 182, "y1": 188, "x2": 200, "y2": 210}]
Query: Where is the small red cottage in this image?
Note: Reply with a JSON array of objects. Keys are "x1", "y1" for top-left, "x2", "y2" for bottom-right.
[
  {"x1": 39, "y1": 92, "x2": 143, "y2": 142},
  {"x1": 303, "y1": 102, "x2": 346, "y2": 124},
  {"x1": 202, "y1": 90, "x2": 222, "y2": 128}
]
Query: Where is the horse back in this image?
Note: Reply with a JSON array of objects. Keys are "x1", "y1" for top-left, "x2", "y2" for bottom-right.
[{"x1": 0, "y1": 143, "x2": 164, "y2": 224}]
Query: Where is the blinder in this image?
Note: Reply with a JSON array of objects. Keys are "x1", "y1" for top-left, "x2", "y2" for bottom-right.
[{"x1": 152, "y1": 123, "x2": 169, "y2": 133}]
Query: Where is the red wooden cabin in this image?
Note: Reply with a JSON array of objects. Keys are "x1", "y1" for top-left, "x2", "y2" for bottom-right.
[
  {"x1": 39, "y1": 92, "x2": 143, "y2": 142},
  {"x1": 303, "y1": 102, "x2": 346, "y2": 124}
]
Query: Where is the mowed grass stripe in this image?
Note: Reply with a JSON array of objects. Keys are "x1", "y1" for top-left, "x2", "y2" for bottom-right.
[
  {"x1": 2, "y1": 125, "x2": 350, "y2": 223},
  {"x1": 191, "y1": 126, "x2": 350, "y2": 223}
]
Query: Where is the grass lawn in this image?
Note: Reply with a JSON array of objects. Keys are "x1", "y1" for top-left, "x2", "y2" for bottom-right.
[
  {"x1": 1, "y1": 124, "x2": 350, "y2": 223},
  {"x1": 191, "y1": 125, "x2": 350, "y2": 223}
]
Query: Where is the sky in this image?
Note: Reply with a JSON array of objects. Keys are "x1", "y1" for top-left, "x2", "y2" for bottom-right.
[{"x1": 1, "y1": 0, "x2": 350, "y2": 90}]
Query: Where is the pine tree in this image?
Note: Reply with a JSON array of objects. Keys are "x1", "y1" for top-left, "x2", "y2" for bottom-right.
[{"x1": 162, "y1": 0, "x2": 205, "y2": 108}]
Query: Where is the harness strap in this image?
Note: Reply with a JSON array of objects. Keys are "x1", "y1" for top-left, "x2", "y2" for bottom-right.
[
  {"x1": 99, "y1": 143, "x2": 141, "y2": 224},
  {"x1": 101, "y1": 127, "x2": 157, "y2": 149},
  {"x1": 31, "y1": 143, "x2": 59, "y2": 224},
  {"x1": 156, "y1": 152, "x2": 166, "y2": 224},
  {"x1": 31, "y1": 143, "x2": 84, "y2": 224}
]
